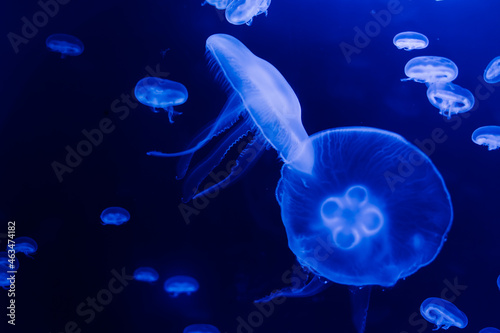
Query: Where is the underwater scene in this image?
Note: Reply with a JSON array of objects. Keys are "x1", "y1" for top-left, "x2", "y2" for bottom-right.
[{"x1": 1, "y1": 0, "x2": 500, "y2": 332}]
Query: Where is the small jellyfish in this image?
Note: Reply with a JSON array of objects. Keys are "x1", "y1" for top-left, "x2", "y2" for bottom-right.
[
  {"x1": 484, "y1": 56, "x2": 500, "y2": 84},
  {"x1": 100, "y1": 207, "x2": 130, "y2": 226},
  {"x1": 225, "y1": 0, "x2": 271, "y2": 25},
  {"x1": 393, "y1": 31, "x2": 429, "y2": 51},
  {"x1": 202, "y1": 0, "x2": 230, "y2": 10},
  {"x1": 426, "y1": 82, "x2": 474, "y2": 118},
  {"x1": 183, "y1": 324, "x2": 221, "y2": 333},
  {"x1": 134, "y1": 77, "x2": 188, "y2": 123},
  {"x1": 480, "y1": 328, "x2": 500, "y2": 333},
  {"x1": 133, "y1": 267, "x2": 159, "y2": 283},
  {"x1": 420, "y1": 297, "x2": 468, "y2": 330},
  {"x1": 164, "y1": 275, "x2": 199, "y2": 297},
  {"x1": 12, "y1": 237, "x2": 38, "y2": 258},
  {"x1": 497, "y1": 275, "x2": 500, "y2": 290},
  {"x1": 402, "y1": 56, "x2": 458, "y2": 84},
  {"x1": 46, "y1": 34, "x2": 84, "y2": 58},
  {"x1": 472, "y1": 126, "x2": 500, "y2": 151}
]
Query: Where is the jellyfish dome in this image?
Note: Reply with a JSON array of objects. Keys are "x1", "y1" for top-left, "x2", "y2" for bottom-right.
[
  {"x1": 484, "y1": 56, "x2": 500, "y2": 84},
  {"x1": 480, "y1": 328, "x2": 500, "y2": 333},
  {"x1": 100, "y1": 207, "x2": 130, "y2": 225},
  {"x1": 225, "y1": 0, "x2": 271, "y2": 25},
  {"x1": 402, "y1": 56, "x2": 458, "y2": 83},
  {"x1": 12, "y1": 236, "x2": 38, "y2": 257},
  {"x1": 164, "y1": 275, "x2": 199, "y2": 297},
  {"x1": 497, "y1": 275, "x2": 500, "y2": 290},
  {"x1": 393, "y1": 31, "x2": 429, "y2": 51},
  {"x1": 134, "y1": 77, "x2": 188, "y2": 123},
  {"x1": 426, "y1": 82, "x2": 474, "y2": 118},
  {"x1": 420, "y1": 297, "x2": 468, "y2": 330},
  {"x1": 472, "y1": 126, "x2": 500, "y2": 151},
  {"x1": 133, "y1": 267, "x2": 159, "y2": 283},
  {"x1": 45, "y1": 34, "x2": 84, "y2": 58},
  {"x1": 183, "y1": 324, "x2": 221, "y2": 333},
  {"x1": 276, "y1": 127, "x2": 452, "y2": 287}
]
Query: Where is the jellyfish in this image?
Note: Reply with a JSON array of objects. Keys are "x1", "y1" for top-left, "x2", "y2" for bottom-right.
[
  {"x1": 402, "y1": 56, "x2": 458, "y2": 83},
  {"x1": 164, "y1": 275, "x2": 199, "y2": 297},
  {"x1": 183, "y1": 324, "x2": 221, "y2": 333},
  {"x1": 100, "y1": 207, "x2": 130, "y2": 226},
  {"x1": 202, "y1": 0, "x2": 230, "y2": 10},
  {"x1": 480, "y1": 328, "x2": 500, "y2": 333},
  {"x1": 225, "y1": 0, "x2": 271, "y2": 25},
  {"x1": 393, "y1": 31, "x2": 429, "y2": 51},
  {"x1": 12, "y1": 237, "x2": 38, "y2": 258},
  {"x1": 497, "y1": 275, "x2": 500, "y2": 290},
  {"x1": 134, "y1": 77, "x2": 188, "y2": 123},
  {"x1": 472, "y1": 126, "x2": 500, "y2": 150},
  {"x1": 426, "y1": 82, "x2": 474, "y2": 118},
  {"x1": 148, "y1": 34, "x2": 313, "y2": 202},
  {"x1": 133, "y1": 267, "x2": 159, "y2": 283},
  {"x1": 420, "y1": 297, "x2": 468, "y2": 330},
  {"x1": 45, "y1": 34, "x2": 84, "y2": 58},
  {"x1": 484, "y1": 56, "x2": 500, "y2": 84}
]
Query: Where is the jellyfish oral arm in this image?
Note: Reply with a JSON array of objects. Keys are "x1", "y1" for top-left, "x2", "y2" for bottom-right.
[{"x1": 254, "y1": 274, "x2": 331, "y2": 303}]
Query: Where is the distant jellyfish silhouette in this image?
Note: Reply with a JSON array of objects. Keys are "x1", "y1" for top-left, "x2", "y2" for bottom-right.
[
  {"x1": 100, "y1": 207, "x2": 130, "y2": 226},
  {"x1": 402, "y1": 56, "x2": 458, "y2": 83},
  {"x1": 393, "y1": 32, "x2": 429, "y2": 51},
  {"x1": 484, "y1": 56, "x2": 500, "y2": 84},
  {"x1": 426, "y1": 82, "x2": 474, "y2": 118},
  {"x1": 202, "y1": 0, "x2": 230, "y2": 10},
  {"x1": 12, "y1": 237, "x2": 38, "y2": 258},
  {"x1": 134, "y1": 77, "x2": 188, "y2": 123},
  {"x1": 480, "y1": 328, "x2": 500, "y2": 333},
  {"x1": 183, "y1": 324, "x2": 221, "y2": 333},
  {"x1": 225, "y1": 0, "x2": 271, "y2": 25},
  {"x1": 133, "y1": 267, "x2": 159, "y2": 283},
  {"x1": 148, "y1": 34, "x2": 313, "y2": 202},
  {"x1": 46, "y1": 34, "x2": 84, "y2": 58},
  {"x1": 420, "y1": 297, "x2": 468, "y2": 330},
  {"x1": 164, "y1": 275, "x2": 199, "y2": 297},
  {"x1": 472, "y1": 126, "x2": 500, "y2": 150}
]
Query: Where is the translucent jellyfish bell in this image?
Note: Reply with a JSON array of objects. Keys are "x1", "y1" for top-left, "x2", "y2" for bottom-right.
[
  {"x1": 133, "y1": 267, "x2": 159, "y2": 283},
  {"x1": 164, "y1": 275, "x2": 199, "y2": 297},
  {"x1": 393, "y1": 31, "x2": 429, "y2": 51},
  {"x1": 12, "y1": 237, "x2": 38, "y2": 258},
  {"x1": 472, "y1": 126, "x2": 500, "y2": 150},
  {"x1": 183, "y1": 324, "x2": 221, "y2": 333},
  {"x1": 46, "y1": 34, "x2": 84, "y2": 58},
  {"x1": 202, "y1": 0, "x2": 230, "y2": 10},
  {"x1": 402, "y1": 56, "x2": 458, "y2": 83},
  {"x1": 426, "y1": 82, "x2": 474, "y2": 118},
  {"x1": 100, "y1": 207, "x2": 130, "y2": 226},
  {"x1": 134, "y1": 77, "x2": 188, "y2": 123},
  {"x1": 420, "y1": 297, "x2": 468, "y2": 330},
  {"x1": 480, "y1": 328, "x2": 500, "y2": 333},
  {"x1": 225, "y1": 0, "x2": 271, "y2": 25},
  {"x1": 497, "y1": 275, "x2": 500, "y2": 290},
  {"x1": 484, "y1": 56, "x2": 500, "y2": 84}
]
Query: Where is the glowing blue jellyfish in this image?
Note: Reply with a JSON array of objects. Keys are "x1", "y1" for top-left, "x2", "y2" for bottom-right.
[
  {"x1": 426, "y1": 82, "x2": 474, "y2": 118},
  {"x1": 484, "y1": 56, "x2": 500, "y2": 84},
  {"x1": 100, "y1": 207, "x2": 130, "y2": 226},
  {"x1": 0, "y1": 251, "x2": 19, "y2": 289},
  {"x1": 183, "y1": 324, "x2": 221, "y2": 333},
  {"x1": 12, "y1": 237, "x2": 38, "y2": 258},
  {"x1": 497, "y1": 275, "x2": 500, "y2": 290},
  {"x1": 480, "y1": 328, "x2": 500, "y2": 333},
  {"x1": 393, "y1": 32, "x2": 429, "y2": 51},
  {"x1": 202, "y1": 0, "x2": 230, "y2": 10},
  {"x1": 225, "y1": 0, "x2": 271, "y2": 25},
  {"x1": 148, "y1": 34, "x2": 313, "y2": 202},
  {"x1": 134, "y1": 77, "x2": 188, "y2": 123},
  {"x1": 133, "y1": 267, "x2": 159, "y2": 283},
  {"x1": 164, "y1": 275, "x2": 199, "y2": 297},
  {"x1": 420, "y1": 297, "x2": 468, "y2": 330},
  {"x1": 472, "y1": 126, "x2": 500, "y2": 151},
  {"x1": 402, "y1": 56, "x2": 458, "y2": 83},
  {"x1": 46, "y1": 34, "x2": 84, "y2": 58}
]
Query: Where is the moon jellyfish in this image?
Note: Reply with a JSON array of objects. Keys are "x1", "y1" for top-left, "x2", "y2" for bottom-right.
[
  {"x1": 45, "y1": 34, "x2": 84, "y2": 58},
  {"x1": 183, "y1": 324, "x2": 221, "y2": 333},
  {"x1": 484, "y1": 56, "x2": 500, "y2": 84},
  {"x1": 480, "y1": 328, "x2": 500, "y2": 333},
  {"x1": 133, "y1": 267, "x2": 159, "y2": 283},
  {"x1": 148, "y1": 34, "x2": 312, "y2": 202},
  {"x1": 164, "y1": 275, "x2": 199, "y2": 297},
  {"x1": 134, "y1": 77, "x2": 188, "y2": 123},
  {"x1": 393, "y1": 31, "x2": 429, "y2": 51},
  {"x1": 225, "y1": 0, "x2": 271, "y2": 25},
  {"x1": 12, "y1": 237, "x2": 38, "y2": 258},
  {"x1": 100, "y1": 207, "x2": 130, "y2": 226},
  {"x1": 472, "y1": 126, "x2": 500, "y2": 151},
  {"x1": 402, "y1": 56, "x2": 458, "y2": 83},
  {"x1": 426, "y1": 82, "x2": 474, "y2": 118},
  {"x1": 420, "y1": 297, "x2": 468, "y2": 330},
  {"x1": 202, "y1": 0, "x2": 230, "y2": 10}
]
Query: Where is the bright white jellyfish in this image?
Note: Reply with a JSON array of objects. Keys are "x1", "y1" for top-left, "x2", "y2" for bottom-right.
[
  {"x1": 471, "y1": 126, "x2": 500, "y2": 150},
  {"x1": 426, "y1": 82, "x2": 474, "y2": 118},
  {"x1": 484, "y1": 56, "x2": 500, "y2": 84},
  {"x1": 393, "y1": 31, "x2": 429, "y2": 51},
  {"x1": 402, "y1": 56, "x2": 458, "y2": 84},
  {"x1": 225, "y1": 0, "x2": 271, "y2": 25}
]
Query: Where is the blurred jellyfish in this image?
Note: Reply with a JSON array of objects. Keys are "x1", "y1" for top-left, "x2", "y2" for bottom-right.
[
  {"x1": 12, "y1": 237, "x2": 38, "y2": 258},
  {"x1": 133, "y1": 267, "x2": 159, "y2": 283},
  {"x1": 202, "y1": 0, "x2": 230, "y2": 10},
  {"x1": 426, "y1": 82, "x2": 474, "y2": 118},
  {"x1": 402, "y1": 56, "x2": 458, "y2": 83},
  {"x1": 480, "y1": 328, "x2": 500, "y2": 333},
  {"x1": 46, "y1": 34, "x2": 84, "y2": 58},
  {"x1": 134, "y1": 77, "x2": 188, "y2": 123},
  {"x1": 420, "y1": 297, "x2": 468, "y2": 330},
  {"x1": 472, "y1": 126, "x2": 500, "y2": 151},
  {"x1": 225, "y1": 0, "x2": 271, "y2": 25},
  {"x1": 100, "y1": 207, "x2": 130, "y2": 226},
  {"x1": 0, "y1": 251, "x2": 19, "y2": 289},
  {"x1": 484, "y1": 56, "x2": 500, "y2": 84},
  {"x1": 393, "y1": 32, "x2": 429, "y2": 51},
  {"x1": 164, "y1": 275, "x2": 199, "y2": 297},
  {"x1": 497, "y1": 275, "x2": 500, "y2": 290},
  {"x1": 183, "y1": 324, "x2": 221, "y2": 333},
  {"x1": 148, "y1": 34, "x2": 312, "y2": 202}
]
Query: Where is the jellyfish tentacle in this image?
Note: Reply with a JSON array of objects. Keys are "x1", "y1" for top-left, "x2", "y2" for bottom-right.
[
  {"x1": 165, "y1": 106, "x2": 183, "y2": 124},
  {"x1": 254, "y1": 275, "x2": 331, "y2": 303}
]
